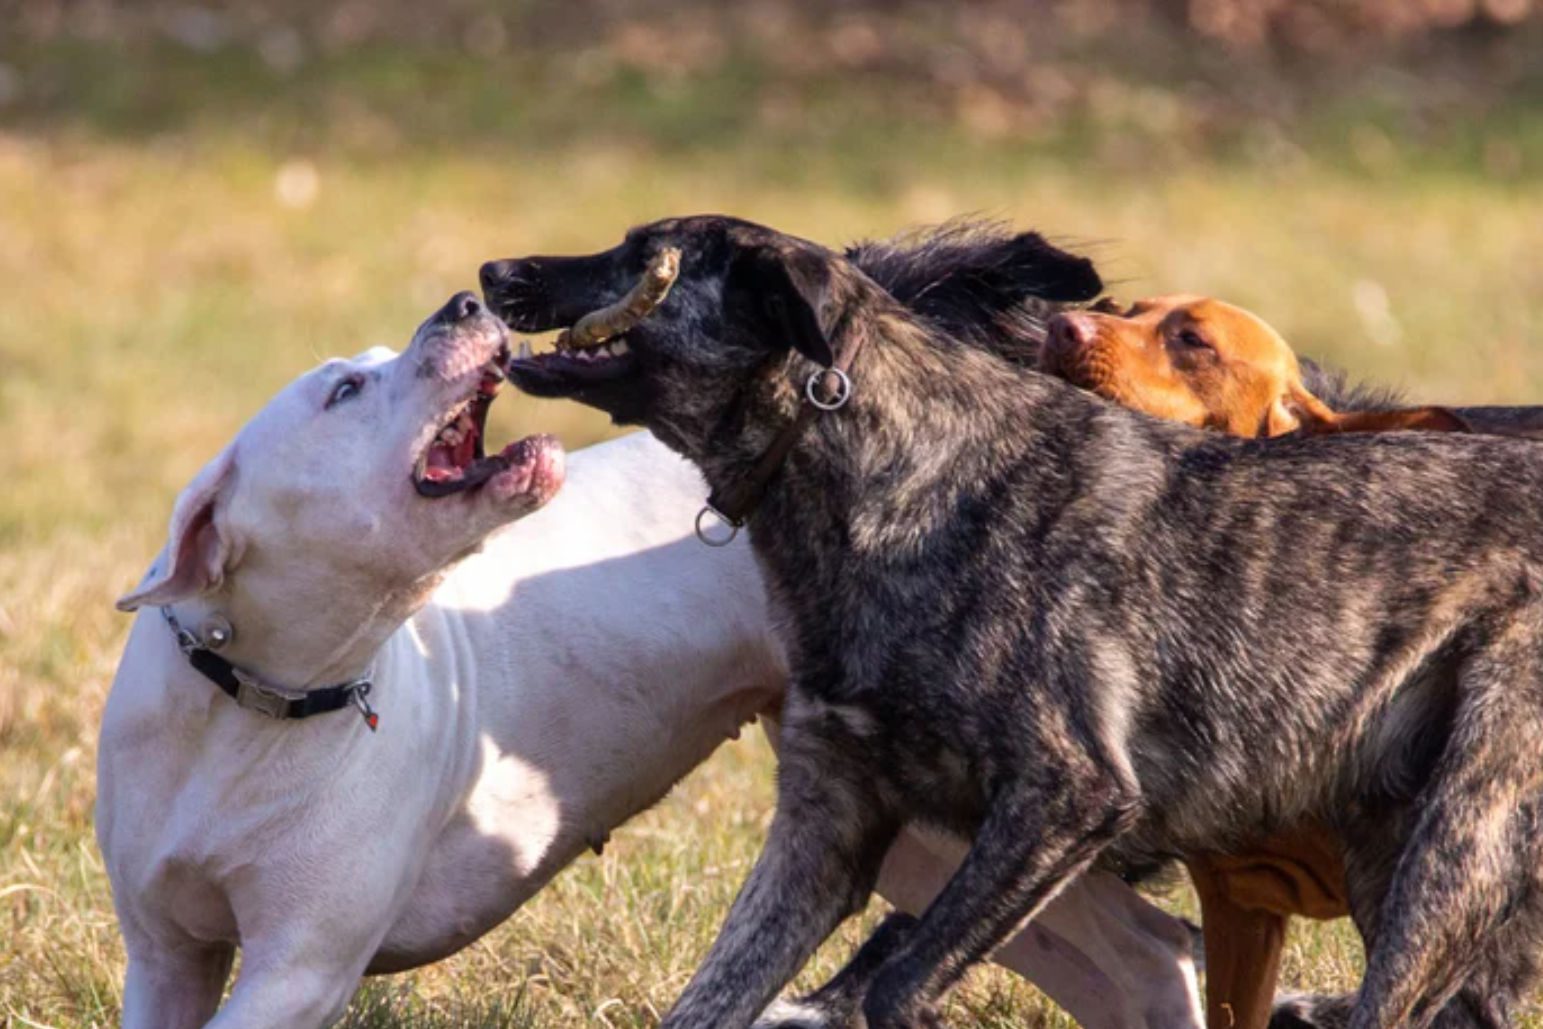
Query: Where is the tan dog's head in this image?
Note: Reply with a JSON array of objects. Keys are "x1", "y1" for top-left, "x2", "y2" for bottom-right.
[{"x1": 1042, "y1": 295, "x2": 1467, "y2": 438}]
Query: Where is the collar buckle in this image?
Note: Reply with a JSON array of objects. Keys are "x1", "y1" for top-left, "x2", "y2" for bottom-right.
[
  {"x1": 162, "y1": 605, "x2": 376, "y2": 729},
  {"x1": 232, "y1": 669, "x2": 305, "y2": 720}
]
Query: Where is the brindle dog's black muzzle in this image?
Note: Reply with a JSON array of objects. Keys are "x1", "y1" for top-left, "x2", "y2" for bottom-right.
[
  {"x1": 480, "y1": 246, "x2": 660, "y2": 423},
  {"x1": 479, "y1": 251, "x2": 626, "y2": 334}
]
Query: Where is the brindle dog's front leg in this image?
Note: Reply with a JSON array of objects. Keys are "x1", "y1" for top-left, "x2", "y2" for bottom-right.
[
  {"x1": 862, "y1": 758, "x2": 1139, "y2": 1028},
  {"x1": 662, "y1": 701, "x2": 900, "y2": 1029}
]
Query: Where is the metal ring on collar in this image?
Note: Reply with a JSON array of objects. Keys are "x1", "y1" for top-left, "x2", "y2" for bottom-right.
[
  {"x1": 695, "y1": 504, "x2": 740, "y2": 548},
  {"x1": 805, "y1": 367, "x2": 852, "y2": 411}
]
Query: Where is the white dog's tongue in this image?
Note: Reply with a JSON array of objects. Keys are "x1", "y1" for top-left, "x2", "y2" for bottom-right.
[
  {"x1": 423, "y1": 454, "x2": 459, "y2": 482},
  {"x1": 416, "y1": 370, "x2": 513, "y2": 496},
  {"x1": 422, "y1": 407, "x2": 480, "y2": 483}
]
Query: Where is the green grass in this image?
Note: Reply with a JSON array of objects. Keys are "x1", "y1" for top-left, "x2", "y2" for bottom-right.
[{"x1": 3, "y1": 35, "x2": 1543, "y2": 1028}]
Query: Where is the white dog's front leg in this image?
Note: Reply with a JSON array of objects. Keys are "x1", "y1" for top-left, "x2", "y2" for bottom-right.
[
  {"x1": 121, "y1": 938, "x2": 234, "y2": 1029},
  {"x1": 203, "y1": 952, "x2": 368, "y2": 1029},
  {"x1": 202, "y1": 889, "x2": 392, "y2": 1029},
  {"x1": 875, "y1": 832, "x2": 1204, "y2": 1029}
]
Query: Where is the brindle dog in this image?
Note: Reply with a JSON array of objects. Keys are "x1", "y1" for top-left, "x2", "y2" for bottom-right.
[{"x1": 485, "y1": 216, "x2": 1543, "y2": 1029}]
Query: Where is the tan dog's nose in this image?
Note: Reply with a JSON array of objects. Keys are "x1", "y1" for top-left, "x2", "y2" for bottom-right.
[
  {"x1": 1047, "y1": 311, "x2": 1097, "y2": 349},
  {"x1": 1042, "y1": 312, "x2": 1100, "y2": 377},
  {"x1": 1043, "y1": 311, "x2": 1104, "y2": 384}
]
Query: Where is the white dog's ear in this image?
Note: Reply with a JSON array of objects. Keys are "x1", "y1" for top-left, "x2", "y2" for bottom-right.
[{"x1": 117, "y1": 448, "x2": 241, "y2": 613}]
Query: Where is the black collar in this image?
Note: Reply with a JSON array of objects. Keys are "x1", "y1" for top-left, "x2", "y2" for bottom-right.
[
  {"x1": 162, "y1": 607, "x2": 378, "y2": 730},
  {"x1": 695, "y1": 325, "x2": 867, "y2": 547}
]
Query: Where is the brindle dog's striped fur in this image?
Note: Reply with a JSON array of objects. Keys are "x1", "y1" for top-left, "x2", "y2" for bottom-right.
[{"x1": 489, "y1": 216, "x2": 1543, "y2": 1029}]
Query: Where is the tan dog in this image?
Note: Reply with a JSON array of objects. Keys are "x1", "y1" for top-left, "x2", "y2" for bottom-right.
[
  {"x1": 1044, "y1": 295, "x2": 1474, "y2": 1029},
  {"x1": 1042, "y1": 294, "x2": 1469, "y2": 438}
]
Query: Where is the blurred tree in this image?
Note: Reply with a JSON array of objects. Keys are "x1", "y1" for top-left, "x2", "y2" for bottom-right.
[{"x1": 1, "y1": 0, "x2": 1536, "y2": 51}]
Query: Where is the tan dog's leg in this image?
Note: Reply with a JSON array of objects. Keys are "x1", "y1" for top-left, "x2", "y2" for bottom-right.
[
  {"x1": 1316, "y1": 406, "x2": 1471, "y2": 435},
  {"x1": 1189, "y1": 856, "x2": 1287, "y2": 1029},
  {"x1": 1275, "y1": 380, "x2": 1471, "y2": 438},
  {"x1": 1191, "y1": 825, "x2": 1349, "y2": 1029}
]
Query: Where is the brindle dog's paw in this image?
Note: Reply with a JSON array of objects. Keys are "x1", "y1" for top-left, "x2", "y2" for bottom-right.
[
  {"x1": 1269, "y1": 993, "x2": 1354, "y2": 1029},
  {"x1": 751, "y1": 996, "x2": 844, "y2": 1029},
  {"x1": 753, "y1": 913, "x2": 922, "y2": 1029},
  {"x1": 862, "y1": 968, "x2": 948, "y2": 1029},
  {"x1": 862, "y1": 999, "x2": 947, "y2": 1029},
  {"x1": 814, "y1": 912, "x2": 918, "y2": 999}
]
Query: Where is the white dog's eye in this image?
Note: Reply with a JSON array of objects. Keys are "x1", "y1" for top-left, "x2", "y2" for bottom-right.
[{"x1": 326, "y1": 376, "x2": 365, "y2": 409}]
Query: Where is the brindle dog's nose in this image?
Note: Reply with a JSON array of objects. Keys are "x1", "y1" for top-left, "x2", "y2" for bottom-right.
[
  {"x1": 479, "y1": 260, "x2": 516, "y2": 296},
  {"x1": 438, "y1": 291, "x2": 483, "y2": 325}
]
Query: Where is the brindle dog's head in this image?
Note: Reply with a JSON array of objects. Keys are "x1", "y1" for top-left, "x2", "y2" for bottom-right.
[{"x1": 481, "y1": 214, "x2": 1099, "y2": 458}]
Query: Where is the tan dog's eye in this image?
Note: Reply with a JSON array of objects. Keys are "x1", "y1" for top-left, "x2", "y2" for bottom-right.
[{"x1": 1174, "y1": 329, "x2": 1211, "y2": 351}]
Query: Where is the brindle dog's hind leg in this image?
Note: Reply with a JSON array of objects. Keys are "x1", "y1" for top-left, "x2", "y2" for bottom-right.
[
  {"x1": 1276, "y1": 942, "x2": 1533, "y2": 1029},
  {"x1": 1270, "y1": 803, "x2": 1536, "y2": 1029},
  {"x1": 662, "y1": 703, "x2": 901, "y2": 1029},
  {"x1": 1348, "y1": 605, "x2": 1543, "y2": 1029}
]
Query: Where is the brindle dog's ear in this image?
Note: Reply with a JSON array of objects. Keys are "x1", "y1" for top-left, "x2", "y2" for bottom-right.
[
  {"x1": 847, "y1": 228, "x2": 1102, "y2": 324},
  {"x1": 982, "y1": 232, "x2": 1102, "y2": 303},
  {"x1": 726, "y1": 246, "x2": 836, "y2": 368}
]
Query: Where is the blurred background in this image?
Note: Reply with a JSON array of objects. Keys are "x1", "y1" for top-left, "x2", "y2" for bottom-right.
[{"x1": 2, "y1": 2, "x2": 1542, "y2": 1025}]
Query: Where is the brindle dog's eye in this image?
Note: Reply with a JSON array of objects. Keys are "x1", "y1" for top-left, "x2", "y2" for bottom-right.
[{"x1": 326, "y1": 376, "x2": 365, "y2": 409}]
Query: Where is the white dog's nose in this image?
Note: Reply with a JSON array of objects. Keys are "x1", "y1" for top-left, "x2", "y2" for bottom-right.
[{"x1": 441, "y1": 291, "x2": 484, "y2": 324}]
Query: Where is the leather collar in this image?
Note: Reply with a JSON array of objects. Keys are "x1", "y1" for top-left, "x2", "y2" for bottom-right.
[
  {"x1": 695, "y1": 327, "x2": 867, "y2": 546},
  {"x1": 161, "y1": 607, "x2": 378, "y2": 730}
]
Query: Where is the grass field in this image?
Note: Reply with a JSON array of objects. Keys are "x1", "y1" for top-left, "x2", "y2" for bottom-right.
[{"x1": 3, "y1": 30, "x2": 1543, "y2": 1028}]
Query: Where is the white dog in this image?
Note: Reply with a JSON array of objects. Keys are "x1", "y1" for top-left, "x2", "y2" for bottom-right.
[{"x1": 98, "y1": 293, "x2": 1202, "y2": 1028}]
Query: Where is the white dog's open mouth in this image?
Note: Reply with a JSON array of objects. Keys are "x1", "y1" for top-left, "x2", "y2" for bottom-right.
[{"x1": 414, "y1": 346, "x2": 540, "y2": 498}]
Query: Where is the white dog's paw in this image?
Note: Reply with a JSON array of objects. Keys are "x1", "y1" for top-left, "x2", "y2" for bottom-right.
[{"x1": 752, "y1": 996, "x2": 841, "y2": 1029}]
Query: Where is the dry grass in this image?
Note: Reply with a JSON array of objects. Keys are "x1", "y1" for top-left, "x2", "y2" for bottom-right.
[{"x1": 3, "y1": 39, "x2": 1543, "y2": 1028}]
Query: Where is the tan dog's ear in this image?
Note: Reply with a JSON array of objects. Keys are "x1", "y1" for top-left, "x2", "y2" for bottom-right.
[{"x1": 1265, "y1": 381, "x2": 1342, "y2": 437}]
